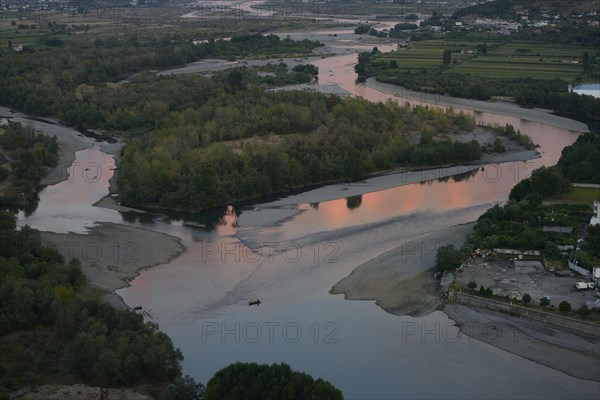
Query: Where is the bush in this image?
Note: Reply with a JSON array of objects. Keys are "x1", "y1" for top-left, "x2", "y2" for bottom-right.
[
  {"x1": 161, "y1": 375, "x2": 204, "y2": 400},
  {"x1": 467, "y1": 281, "x2": 477, "y2": 290},
  {"x1": 577, "y1": 305, "x2": 590, "y2": 317},
  {"x1": 522, "y1": 293, "x2": 531, "y2": 304},
  {"x1": 540, "y1": 297, "x2": 550, "y2": 306},
  {"x1": 559, "y1": 301, "x2": 572, "y2": 313}
]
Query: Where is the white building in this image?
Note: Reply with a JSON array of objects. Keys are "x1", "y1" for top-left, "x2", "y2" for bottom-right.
[
  {"x1": 591, "y1": 198, "x2": 600, "y2": 226},
  {"x1": 571, "y1": 83, "x2": 600, "y2": 99}
]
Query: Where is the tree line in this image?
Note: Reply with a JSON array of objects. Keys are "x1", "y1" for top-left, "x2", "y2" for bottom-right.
[
  {"x1": 354, "y1": 60, "x2": 600, "y2": 123},
  {"x1": 0, "y1": 31, "x2": 321, "y2": 126},
  {"x1": 0, "y1": 122, "x2": 58, "y2": 205}
]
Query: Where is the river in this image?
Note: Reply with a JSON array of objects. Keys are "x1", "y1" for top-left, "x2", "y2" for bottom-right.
[{"x1": 10, "y1": 17, "x2": 599, "y2": 400}]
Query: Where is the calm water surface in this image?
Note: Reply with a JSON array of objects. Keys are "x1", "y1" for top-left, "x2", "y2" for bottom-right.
[{"x1": 14, "y1": 23, "x2": 597, "y2": 399}]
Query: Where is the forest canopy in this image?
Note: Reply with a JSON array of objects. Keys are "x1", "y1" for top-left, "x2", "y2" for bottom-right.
[
  {"x1": 203, "y1": 362, "x2": 343, "y2": 400},
  {"x1": 0, "y1": 211, "x2": 193, "y2": 394},
  {"x1": 117, "y1": 87, "x2": 483, "y2": 211}
]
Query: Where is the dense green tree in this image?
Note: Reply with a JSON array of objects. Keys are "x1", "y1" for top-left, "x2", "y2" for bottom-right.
[
  {"x1": 559, "y1": 301, "x2": 572, "y2": 313},
  {"x1": 557, "y1": 132, "x2": 600, "y2": 184},
  {"x1": 435, "y1": 245, "x2": 462, "y2": 272},
  {"x1": 510, "y1": 167, "x2": 571, "y2": 202},
  {"x1": 354, "y1": 24, "x2": 371, "y2": 35},
  {"x1": 443, "y1": 49, "x2": 452, "y2": 65},
  {"x1": 577, "y1": 305, "x2": 590, "y2": 317},
  {"x1": 583, "y1": 51, "x2": 590, "y2": 73},
  {"x1": 204, "y1": 362, "x2": 343, "y2": 400}
]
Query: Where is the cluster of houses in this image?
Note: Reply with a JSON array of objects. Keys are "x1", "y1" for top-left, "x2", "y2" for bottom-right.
[
  {"x1": 424, "y1": 5, "x2": 599, "y2": 35},
  {"x1": 1, "y1": 0, "x2": 72, "y2": 13}
]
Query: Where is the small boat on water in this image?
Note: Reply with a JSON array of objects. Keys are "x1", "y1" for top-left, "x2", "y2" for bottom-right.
[{"x1": 248, "y1": 299, "x2": 261, "y2": 306}]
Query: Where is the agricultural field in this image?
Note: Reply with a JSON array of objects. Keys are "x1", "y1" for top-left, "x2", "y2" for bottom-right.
[
  {"x1": 453, "y1": 42, "x2": 588, "y2": 80},
  {"x1": 377, "y1": 40, "x2": 464, "y2": 72},
  {"x1": 546, "y1": 187, "x2": 600, "y2": 205},
  {"x1": 0, "y1": 23, "x2": 52, "y2": 50},
  {"x1": 379, "y1": 39, "x2": 587, "y2": 81}
]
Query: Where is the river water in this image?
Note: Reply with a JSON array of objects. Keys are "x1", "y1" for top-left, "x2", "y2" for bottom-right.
[{"x1": 11, "y1": 19, "x2": 599, "y2": 400}]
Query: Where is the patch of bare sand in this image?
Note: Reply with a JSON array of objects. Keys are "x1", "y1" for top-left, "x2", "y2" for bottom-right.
[
  {"x1": 444, "y1": 303, "x2": 600, "y2": 382},
  {"x1": 330, "y1": 223, "x2": 474, "y2": 317},
  {"x1": 40, "y1": 223, "x2": 184, "y2": 309}
]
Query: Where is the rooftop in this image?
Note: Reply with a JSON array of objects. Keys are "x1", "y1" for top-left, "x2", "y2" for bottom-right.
[{"x1": 573, "y1": 83, "x2": 600, "y2": 91}]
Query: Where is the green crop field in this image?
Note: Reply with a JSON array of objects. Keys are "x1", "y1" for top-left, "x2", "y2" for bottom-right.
[
  {"x1": 0, "y1": 26, "x2": 51, "y2": 50},
  {"x1": 374, "y1": 38, "x2": 587, "y2": 81},
  {"x1": 492, "y1": 42, "x2": 591, "y2": 57},
  {"x1": 549, "y1": 187, "x2": 600, "y2": 205},
  {"x1": 452, "y1": 58, "x2": 581, "y2": 80}
]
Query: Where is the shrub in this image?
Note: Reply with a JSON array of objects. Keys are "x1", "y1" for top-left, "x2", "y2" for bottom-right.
[
  {"x1": 577, "y1": 305, "x2": 590, "y2": 317},
  {"x1": 559, "y1": 301, "x2": 572, "y2": 313}
]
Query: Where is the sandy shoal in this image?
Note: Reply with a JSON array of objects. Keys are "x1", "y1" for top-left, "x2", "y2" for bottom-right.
[
  {"x1": 40, "y1": 223, "x2": 184, "y2": 309},
  {"x1": 330, "y1": 223, "x2": 475, "y2": 316}
]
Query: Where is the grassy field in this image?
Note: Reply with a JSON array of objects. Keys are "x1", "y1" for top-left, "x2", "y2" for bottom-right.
[
  {"x1": 378, "y1": 38, "x2": 586, "y2": 81},
  {"x1": 548, "y1": 187, "x2": 600, "y2": 205},
  {"x1": 378, "y1": 40, "x2": 456, "y2": 72},
  {"x1": 452, "y1": 41, "x2": 586, "y2": 79},
  {"x1": 0, "y1": 24, "x2": 52, "y2": 50}
]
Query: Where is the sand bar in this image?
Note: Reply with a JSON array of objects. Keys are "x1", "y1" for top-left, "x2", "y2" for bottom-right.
[
  {"x1": 331, "y1": 223, "x2": 475, "y2": 316},
  {"x1": 40, "y1": 223, "x2": 185, "y2": 309}
]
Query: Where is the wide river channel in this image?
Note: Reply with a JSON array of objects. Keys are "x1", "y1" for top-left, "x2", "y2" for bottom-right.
[{"x1": 11, "y1": 15, "x2": 598, "y2": 400}]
